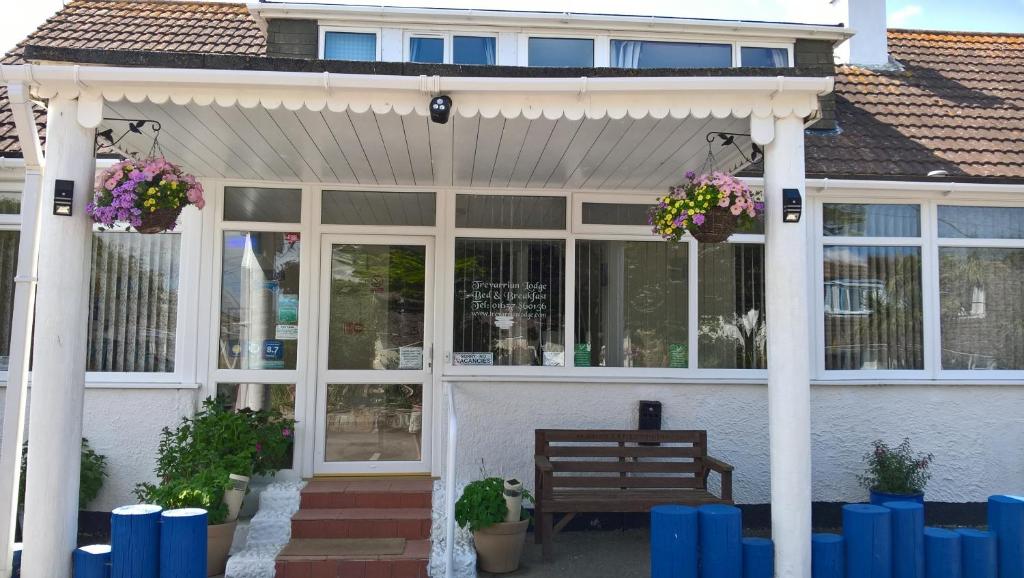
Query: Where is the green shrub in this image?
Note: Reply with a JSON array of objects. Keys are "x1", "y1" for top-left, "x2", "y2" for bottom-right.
[
  {"x1": 18, "y1": 438, "x2": 108, "y2": 510},
  {"x1": 455, "y1": 477, "x2": 533, "y2": 532},
  {"x1": 858, "y1": 438, "x2": 934, "y2": 495}
]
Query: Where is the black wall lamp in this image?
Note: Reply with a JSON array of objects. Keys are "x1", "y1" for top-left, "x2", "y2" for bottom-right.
[
  {"x1": 783, "y1": 188, "x2": 802, "y2": 223},
  {"x1": 430, "y1": 95, "x2": 452, "y2": 124},
  {"x1": 53, "y1": 179, "x2": 74, "y2": 216}
]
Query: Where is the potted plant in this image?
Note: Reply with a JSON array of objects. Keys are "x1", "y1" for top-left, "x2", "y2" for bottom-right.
[
  {"x1": 87, "y1": 157, "x2": 205, "y2": 233},
  {"x1": 650, "y1": 170, "x2": 763, "y2": 243},
  {"x1": 455, "y1": 477, "x2": 533, "y2": 574},
  {"x1": 18, "y1": 438, "x2": 108, "y2": 537},
  {"x1": 135, "y1": 398, "x2": 294, "y2": 576},
  {"x1": 858, "y1": 438, "x2": 934, "y2": 505}
]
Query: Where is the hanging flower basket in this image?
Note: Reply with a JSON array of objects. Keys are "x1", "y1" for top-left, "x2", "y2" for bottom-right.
[
  {"x1": 87, "y1": 157, "x2": 205, "y2": 234},
  {"x1": 649, "y1": 170, "x2": 762, "y2": 243}
]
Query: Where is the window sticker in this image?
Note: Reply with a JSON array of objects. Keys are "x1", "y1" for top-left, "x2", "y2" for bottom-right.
[{"x1": 454, "y1": 352, "x2": 494, "y2": 366}]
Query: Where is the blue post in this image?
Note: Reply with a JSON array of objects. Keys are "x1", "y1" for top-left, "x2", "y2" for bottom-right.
[
  {"x1": 651, "y1": 505, "x2": 698, "y2": 578},
  {"x1": 885, "y1": 501, "x2": 924, "y2": 578},
  {"x1": 812, "y1": 533, "x2": 844, "y2": 578},
  {"x1": 988, "y1": 495, "x2": 1024, "y2": 578},
  {"x1": 698, "y1": 504, "x2": 742, "y2": 578},
  {"x1": 924, "y1": 527, "x2": 960, "y2": 578},
  {"x1": 159, "y1": 508, "x2": 208, "y2": 578},
  {"x1": 111, "y1": 504, "x2": 162, "y2": 578},
  {"x1": 12, "y1": 543, "x2": 21, "y2": 578},
  {"x1": 741, "y1": 537, "x2": 773, "y2": 578},
  {"x1": 956, "y1": 529, "x2": 996, "y2": 578},
  {"x1": 843, "y1": 503, "x2": 892, "y2": 578},
  {"x1": 73, "y1": 545, "x2": 111, "y2": 578}
]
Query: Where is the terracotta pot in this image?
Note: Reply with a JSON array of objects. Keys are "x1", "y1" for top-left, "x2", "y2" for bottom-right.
[
  {"x1": 473, "y1": 519, "x2": 529, "y2": 574},
  {"x1": 207, "y1": 520, "x2": 237, "y2": 577}
]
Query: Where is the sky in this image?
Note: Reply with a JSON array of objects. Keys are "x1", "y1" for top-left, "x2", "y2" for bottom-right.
[{"x1": 3, "y1": 0, "x2": 1024, "y2": 56}]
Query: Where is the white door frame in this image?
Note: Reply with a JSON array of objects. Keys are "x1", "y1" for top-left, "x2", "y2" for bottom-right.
[{"x1": 313, "y1": 233, "x2": 435, "y2": 474}]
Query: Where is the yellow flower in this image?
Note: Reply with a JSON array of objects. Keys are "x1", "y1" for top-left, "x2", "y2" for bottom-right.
[{"x1": 147, "y1": 187, "x2": 156, "y2": 196}]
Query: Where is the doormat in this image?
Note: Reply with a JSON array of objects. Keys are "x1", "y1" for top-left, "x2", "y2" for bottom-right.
[{"x1": 279, "y1": 538, "x2": 406, "y2": 557}]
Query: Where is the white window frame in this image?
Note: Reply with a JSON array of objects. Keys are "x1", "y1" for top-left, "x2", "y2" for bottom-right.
[
  {"x1": 402, "y1": 31, "x2": 500, "y2": 65},
  {"x1": 319, "y1": 26, "x2": 383, "y2": 61},
  {"x1": 736, "y1": 42, "x2": 795, "y2": 67}
]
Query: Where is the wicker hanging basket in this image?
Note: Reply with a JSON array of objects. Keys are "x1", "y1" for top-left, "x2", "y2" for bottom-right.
[
  {"x1": 136, "y1": 206, "x2": 183, "y2": 234},
  {"x1": 687, "y1": 205, "x2": 740, "y2": 243}
]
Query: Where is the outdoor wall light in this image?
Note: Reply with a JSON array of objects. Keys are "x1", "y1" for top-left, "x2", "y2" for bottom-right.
[
  {"x1": 430, "y1": 95, "x2": 452, "y2": 124},
  {"x1": 53, "y1": 179, "x2": 74, "y2": 216},
  {"x1": 782, "y1": 188, "x2": 802, "y2": 223}
]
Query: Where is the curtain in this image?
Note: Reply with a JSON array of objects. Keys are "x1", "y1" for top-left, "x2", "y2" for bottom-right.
[
  {"x1": 769, "y1": 48, "x2": 788, "y2": 67},
  {"x1": 87, "y1": 232, "x2": 180, "y2": 372},
  {"x1": 483, "y1": 38, "x2": 496, "y2": 66},
  {"x1": 0, "y1": 231, "x2": 19, "y2": 371},
  {"x1": 611, "y1": 40, "x2": 642, "y2": 68}
]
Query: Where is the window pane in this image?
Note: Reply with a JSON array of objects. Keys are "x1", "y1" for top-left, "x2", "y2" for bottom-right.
[
  {"x1": 321, "y1": 190, "x2": 435, "y2": 226},
  {"x1": 219, "y1": 231, "x2": 301, "y2": 370},
  {"x1": 698, "y1": 244, "x2": 766, "y2": 369},
  {"x1": 823, "y1": 246, "x2": 923, "y2": 370},
  {"x1": 581, "y1": 203, "x2": 650, "y2": 226},
  {"x1": 409, "y1": 37, "x2": 444, "y2": 63},
  {"x1": 824, "y1": 204, "x2": 921, "y2": 237},
  {"x1": 456, "y1": 195, "x2": 565, "y2": 229},
  {"x1": 940, "y1": 247, "x2": 1024, "y2": 369},
  {"x1": 224, "y1": 187, "x2": 301, "y2": 223},
  {"x1": 217, "y1": 383, "x2": 296, "y2": 469},
  {"x1": 528, "y1": 37, "x2": 594, "y2": 67},
  {"x1": 0, "y1": 231, "x2": 19, "y2": 371},
  {"x1": 575, "y1": 241, "x2": 687, "y2": 368},
  {"x1": 453, "y1": 238, "x2": 565, "y2": 366},
  {"x1": 87, "y1": 232, "x2": 180, "y2": 372},
  {"x1": 453, "y1": 36, "x2": 496, "y2": 65},
  {"x1": 324, "y1": 32, "x2": 376, "y2": 61},
  {"x1": 0, "y1": 190, "x2": 20, "y2": 214},
  {"x1": 327, "y1": 244, "x2": 426, "y2": 370},
  {"x1": 325, "y1": 384, "x2": 422, "y2": 462},
  {"x1": 611, "y1": 40, "x2": 731, "y2": 68},
  {"x1": 938, "y1": 206, "x2": 1024, "y2": 239},
  {"x1": 741, "y1": 47, "x2": 789, "y2": 67}
]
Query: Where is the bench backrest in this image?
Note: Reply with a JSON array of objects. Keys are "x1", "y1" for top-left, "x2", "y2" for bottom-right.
[{"x1": 536, "y1": 429, "x2": 709, "y2": 491}]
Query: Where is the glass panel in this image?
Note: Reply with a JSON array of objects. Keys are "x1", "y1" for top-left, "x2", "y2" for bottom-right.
[
  {"x1": 0, "y1": 231, "x2": 19, "y2": 371},
  {"x1": 698, "y1": 244, "x2": 766, "y2": 369},
  {"x1": 0, "y1": 190, "x2": 20, "y2": 214},
  {"x1": 321, "y1": 190, "x2": 436, "y2": 226},
  {"x1": 528, "y1": 37, "x2": 594, "y2": 67},
  {"x1": 327, "y1": 244, "x2": 426, "y2": 370},
  {"x1": 823, "y1": 246, "x2": 923, "y2": 370},
  {"x1": 581, "y1": 203, "x2": 650, "y2": 226},
  {"x1": 938, "y1": 206, "x2": 1024, "y2": 239},
  {"x1": 611, "y1": 40, "x2": 732, "y2": 68},
  {"x1": 325, "y1": 383, "x2": 422, "y2": 462},
  {"x1": 455, "y1": 194, "x2": 565, "y2": 229},
  {"x1": 324, "y1": 31, "x2": 376, "y2": 61},
  {"x1": 87, "y1": 232, "x2": 180, "y2": 372},
  {"x1": 575, "y1": 241, "x2": 687, "y2": 368},
  {"x1": 453, "y1": 36, "x2": 496, "y2": 65},
  {"x1": 823, "y1": 204, "x2": 921, "y2": 237},
  {"x1": 219, "y1": 231, "x2": 301, "y2": 370},
  {"x1": 740, "y1": 47, "x2": 789, "y2": 67},
  {"x1": 453, "y1": 238, "x2": 565, "y2": 366},
  {"x1": 940, "y1": 247, "x2": 1024, "y2": 369},
  {"x1": 409, "y1": 37, "x2": 444, "y2": 64},
  {"x1": 217, "y1": 383, "x2": 296, "y2": 468},
  {"x1": 224, "y1": 187, "x2": 301, "y2": 223}
]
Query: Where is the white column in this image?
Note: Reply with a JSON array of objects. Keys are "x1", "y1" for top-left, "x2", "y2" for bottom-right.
[
  {"x1": 763, "y1": 114, "x2": 812, "y2": 578},
  {"x1": 21, "y1": 96, "x2": 96, "y2": 578}
]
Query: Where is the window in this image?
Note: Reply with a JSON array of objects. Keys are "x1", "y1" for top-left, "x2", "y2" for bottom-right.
[
  {"x1": 217, "y1": 383, "x2": 296, "y2": 468},
  {"x1": 409, "y1": 37, "x2": 444, "y2": 64},
  {"x1": 698, "y1": 243, "x2": 765, "y2": 369},
  {"x1": 321, "y1": 190, "x2": 435, "y2": 226},
  {"x1": 528, "y1": 37, "x2": 594, "y2": 67},
  {"x1": 323, "y1": 31, "x2": 377, "y2": 61},
  {"x1": 611, "y1": 40, "x2": 732, "y2": 68},
  {"x1": 0, "y1": 190, "x2": 19, "y2": 215},
  {"x1": 740, "y1": 46, "x2": 789, "y2": 67},
  {"x1": 224, "y1": 187, "x2": 301, "y2": 223},
  {"x1": 454, "y1": 36, "x2": 495, "y2": 65},
  {"x1": 0, "y1": 231, "x2": 19, "y2": 371},
  {"x1": 581, "y1": 203, "x2": 650, "y2": 226},
  {"x1": 456, "y1": 194, "x2": 565, "y2": 230}
]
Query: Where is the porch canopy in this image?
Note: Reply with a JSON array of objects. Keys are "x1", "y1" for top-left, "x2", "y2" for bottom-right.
[{"x1": 2, "y1": 53, "x2": 831, "y2": 578}]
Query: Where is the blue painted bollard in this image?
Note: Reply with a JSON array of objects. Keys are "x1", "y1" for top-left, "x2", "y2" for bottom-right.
[
  {"x1": 160, "y1": 508, "x2": 208, "y2": 578},
  {"x1": 698, "y1": 504, "x2": 742, "y2": 578},
  {"x1": 988, "y1": 495, "x2": 1024, "y2": 578},
  {"x1": 741, "y1": 537, "x2": 772, "y2": 578},
  {"x1": 111, "y1": 504, "x2": 162, "y2": 578},
  {"x1": 885, "y1": 501, "x2": 924, "y2": 578},
  {"x1": 924, "y1": 527, "x2": 960, "y2": 578},
  {"x1": 956, "y1": 529, "x2": 996, "y2": 578},
  {"x1": 74, "y1": 545, "x2": 112, "y2": 578},
  {"x1": 651, "y1": 505, "x2": 698, "y2": 578},
  {"x1": 12, "y1": 542, "x2": 21, "y2": 578},
  {"x1": 843, "y1": 503, "x2": 892, "y2": 578},
  {"x1": 811, "y1": 533, "x2": 843, "y2": 578}
]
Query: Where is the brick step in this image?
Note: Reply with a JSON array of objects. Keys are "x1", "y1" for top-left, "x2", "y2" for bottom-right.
[
  {"x1": 292, "y1": 508, "x2": 432, "y2": 540},
  {"x1": 275, "y1": 538, "x2": 430, "y2": 578},
  {"x1": 300, "y1": 478, "x2": 433, "y2": 510}
]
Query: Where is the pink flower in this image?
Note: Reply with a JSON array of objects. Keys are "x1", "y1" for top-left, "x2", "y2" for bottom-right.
[
  {"x1": 718, "y1": 197, "x2": 730, "y2": 208},
  {"x1": 255, "y1": 443, "x2": 263, "y2": 453},
  {"x1": 104, "y1": 178, "x2": 119, "y2": 191},
  {"x1": 282, "y1": 428, "x2": 292, "y2": 438},
  {"x1": 730, "y1": 204, "x2": 743, "y2": 216}
]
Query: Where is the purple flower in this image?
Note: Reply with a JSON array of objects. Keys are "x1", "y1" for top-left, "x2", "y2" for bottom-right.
[
  {"x1": 685, "y1": 170, "x2": 696, "y2": 180},
  {"x1": 282, "y1": 428, "x2": 292, "y2": 438},
  {"x1": 693, "y1": 214, "x2": 705, "y2": 225}
]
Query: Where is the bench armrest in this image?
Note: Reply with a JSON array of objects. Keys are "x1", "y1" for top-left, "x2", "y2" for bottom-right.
[
  {"x1": 705, "y1": 456, "x2": 734, "y2": 473},
  {"x1": 535, "y1": 455, "x2": 554, "y2": 472},
  {"x1": 704, "y1": 456, "x2": 734, "y2": 502}
]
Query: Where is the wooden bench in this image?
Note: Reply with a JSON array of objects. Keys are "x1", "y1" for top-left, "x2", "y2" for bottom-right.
[{"x1": 534, "y1": 429, "x2": 734, "y2": 560}]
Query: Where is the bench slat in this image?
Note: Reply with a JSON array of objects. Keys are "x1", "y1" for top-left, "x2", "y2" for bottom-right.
[
  {"x1": 546, "y1": 489, "x2": 723, "y2": 512},
  {"x1": 539, "y1": 430, "x2": 705, "y2": 443},
  {"x1": 552, "y1": 461, "x2": 703, "y2": 474},
  {"x1": 547, "y1": 446, "x2": 702, "y2": 458},
  {"x1": 550, "y1": 476, "x2": 703, "y2": 489}
]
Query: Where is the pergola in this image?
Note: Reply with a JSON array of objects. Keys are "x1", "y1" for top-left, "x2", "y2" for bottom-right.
[{"x1": 0, "y1": 60, "x2": 832, "y2": 578}]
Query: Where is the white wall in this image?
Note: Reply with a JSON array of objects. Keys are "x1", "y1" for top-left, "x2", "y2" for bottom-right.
[{"x1": 450, "y1": 381, "x2": 1024, "y2": 503}]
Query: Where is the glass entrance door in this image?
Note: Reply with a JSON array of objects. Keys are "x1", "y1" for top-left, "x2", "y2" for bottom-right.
[{"x1": 314, "y1": 235, "x2": 433, "y2": 474}]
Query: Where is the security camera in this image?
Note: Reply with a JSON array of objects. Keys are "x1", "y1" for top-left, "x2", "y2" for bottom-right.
[{"x1": 430, "y1": 95, "x2": 452, "y2": 124}]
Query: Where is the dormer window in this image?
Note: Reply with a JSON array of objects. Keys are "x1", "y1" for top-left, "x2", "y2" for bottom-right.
[
  {"x1": 611, "y1": 40, "x2": 732, "y2": 68},
  {"x1": 741, "y1": 46, "x2": 791, "y2": 67},
  {"x1": 528, "y1": 37, "x2": 594, "y2": 67},
  {"x1": 323, "y1": 30, "x2": 378, "y2": 61}
]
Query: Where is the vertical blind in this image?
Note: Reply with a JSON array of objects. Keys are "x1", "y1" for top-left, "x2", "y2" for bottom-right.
[
  {"x1": 87, "y1": 232, "x2": 180, "y2": 372},
  {"x1": 698, "y1": 243, "x2": 766, "y2": 369}
]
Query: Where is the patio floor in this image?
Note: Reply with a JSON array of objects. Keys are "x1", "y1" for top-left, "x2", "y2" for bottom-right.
[{"x1": 480, "y1": 530, "x2": 651, "y2": 578}]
